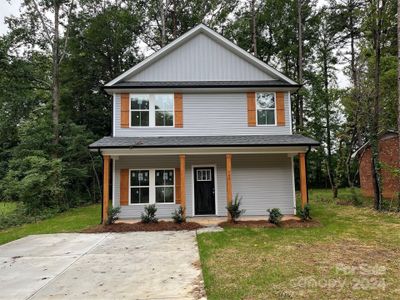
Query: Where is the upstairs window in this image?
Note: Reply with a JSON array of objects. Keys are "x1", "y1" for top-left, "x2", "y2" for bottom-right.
[
  {"x1": 256, "y1": 92, "x2": 276, "y2": 125},
  {"x1": 131, "y1": 95, "x2": 150, "y2": 127},
  {"x1": 130, "y1": 94, "x2": 174, "y2": 127}
]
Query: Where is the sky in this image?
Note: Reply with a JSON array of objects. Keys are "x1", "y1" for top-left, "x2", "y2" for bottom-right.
[{"x1": 0, "y1": 0, "x2": 349, "y2": 87}]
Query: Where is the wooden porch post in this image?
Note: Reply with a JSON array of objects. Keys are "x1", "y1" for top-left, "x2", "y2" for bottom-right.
[
  {"x1": 179, "y1": 154, "x2": 186, "y2": 217},
  {"x1": 299, "y1": 153, "x2": 308, "y2": 209},
  {"x1": 102, "y1": 155, "x2": 110, "y2": 224},
  {"x1": 226, "y1": 154, "x2": 232, "y2": 220}
]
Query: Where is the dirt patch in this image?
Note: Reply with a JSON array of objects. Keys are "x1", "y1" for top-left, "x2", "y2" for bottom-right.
[
  {"x1": 219, "y1": 219, "x2": 320, "y2": 228},
  {"x1": 82, "y1": 221, "x2": 204, "y2": 233}
]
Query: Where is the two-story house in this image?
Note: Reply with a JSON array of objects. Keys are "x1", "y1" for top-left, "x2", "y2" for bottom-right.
[{"x1": 89, "y1": 24, "x2": 319, "y2": 223}]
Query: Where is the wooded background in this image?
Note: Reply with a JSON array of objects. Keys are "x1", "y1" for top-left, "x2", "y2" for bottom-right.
[{"x1": 0, "y1": 0, "x2": 398, "y2": 214}]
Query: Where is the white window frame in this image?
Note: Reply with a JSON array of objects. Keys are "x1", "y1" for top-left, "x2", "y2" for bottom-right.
[
  {"x1": 129, "y1": 169, "x2": 150, "y2": 205},
  {"x1": 129, "y1": 94, "x2": 174, "y2": 128},
  {"x1": 128, "y1": 168, "x2": 175, "y2": 206},
  {"x1": 155, "y1": 169, "x2": 175, "y2": 204},
  {"x1": 256, "y1": 92, "x2": 277, "y2": 126}
]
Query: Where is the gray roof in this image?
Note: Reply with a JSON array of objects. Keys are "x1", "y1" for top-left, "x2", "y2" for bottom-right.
[
  {"x1": 104, "y1": 80, "x2": 300, "y2": 89},
  {"x1": 89, "y1": 135, "x2": 319, "y2": 149}
]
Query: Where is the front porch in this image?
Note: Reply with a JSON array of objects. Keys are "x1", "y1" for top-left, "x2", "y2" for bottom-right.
[{"x1": 101, "y1": 150, "x2": 310, "y2": 224}]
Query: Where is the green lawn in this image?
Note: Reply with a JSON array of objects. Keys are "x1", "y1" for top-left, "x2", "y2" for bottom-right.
[
  {"x1": 0, "y1": 204, "x2": 101, "y2": 245},
  {"x1": 197, "y1": 188, "x2": 400, "y2": 299}
]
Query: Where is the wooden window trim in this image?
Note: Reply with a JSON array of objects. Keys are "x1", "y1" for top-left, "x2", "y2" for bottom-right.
[{"x1": 247, "y1": 92, "x2": 256, "y2": 127}]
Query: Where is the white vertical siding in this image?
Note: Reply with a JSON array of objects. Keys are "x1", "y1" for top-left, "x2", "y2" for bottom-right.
[
  {"x1": 127, "y1": 33, "x2": 273, "y2": 82},
  {"x1": 114, "y1": 92, "x2": 291, "y2": 137}
]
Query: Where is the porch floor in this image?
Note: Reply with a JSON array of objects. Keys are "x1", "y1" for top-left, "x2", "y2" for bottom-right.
[{"x1": 116, "y1": 215, "x2": 299, "y2": 227}]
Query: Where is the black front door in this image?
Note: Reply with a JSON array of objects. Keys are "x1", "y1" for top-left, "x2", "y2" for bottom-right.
[{"x1": 194, "y1": 167, "x2": 216, "y2": 215}]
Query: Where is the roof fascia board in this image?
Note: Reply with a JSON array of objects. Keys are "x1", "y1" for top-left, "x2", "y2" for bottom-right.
[
  {"x1": 98, "y1": 146, "x2": 310, "y2": 156},
  {"x1": 104, "y1": 86, "x2": 300, "y2": 95},
  {"x1": 106, "y1": 24, "x2": 298, "y2": 87}
]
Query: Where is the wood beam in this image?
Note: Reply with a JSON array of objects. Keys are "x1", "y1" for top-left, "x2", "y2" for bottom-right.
[
  {"x1": 179, "y1": 154, "x2": 186, "y2": 216},
  {"x1": 299, "y1": 153, "x2": 308, "y2": 209},
  {"x1": 226, "y1": 154, "x2": 232, "y2": 220},
  {"x1": 102, "y1": 155, "x2": 110, "y2": 224}
]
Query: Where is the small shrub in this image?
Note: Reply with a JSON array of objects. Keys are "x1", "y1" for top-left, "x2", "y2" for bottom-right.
[
  {"x1": 298, "y1": 204, "x2": 312, "y2": 221},
  {"x1": 172, "y1": 206, "x2": 186, "y2": 224},
  {"x1": 106, "y1": 207, "x2": 120, "y2": 225},
  {"x1": 267, "y1": 208, "x2": 283, "y2": 225},
  {"x1": 141, "y1": 204, "x2": 158, "y2": 223},
  {"x1": 226, "y1": 194, "x2": 245, "y2": 223}
]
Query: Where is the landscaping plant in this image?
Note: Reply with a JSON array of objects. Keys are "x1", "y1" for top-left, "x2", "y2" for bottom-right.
[
  {"x1": 267, "y1": 208, "x2": 283, "y2": 225},
  {"x1": 106, "y1": 207, "x2": 120, "y2": 225},
  {"x1": 172, "y1": 206, "x2": 186, "y2": 224},
  {"x1": 298, "y1": 204, "x2": 312, "y2": 221},
  {"x1": 226, "y1": 194, "x2": 245, "y2": 223},
  {"x1": 141, "y1": 204, "x2": 158, "y2": 223}
]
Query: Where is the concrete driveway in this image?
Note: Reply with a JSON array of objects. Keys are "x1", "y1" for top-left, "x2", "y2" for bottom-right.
[{"x1": 0, "y1": 232, "x2": 205, "y2": 300}]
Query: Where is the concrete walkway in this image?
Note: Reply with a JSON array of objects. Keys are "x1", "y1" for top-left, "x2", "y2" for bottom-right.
[{"x1": 0, "y1": 232, "x2": 205, "y2": 300}]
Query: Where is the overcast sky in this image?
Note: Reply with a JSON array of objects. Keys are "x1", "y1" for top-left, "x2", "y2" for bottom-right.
[{"x1": 0, "y1": 0, "x2": 348, "y2": 87}]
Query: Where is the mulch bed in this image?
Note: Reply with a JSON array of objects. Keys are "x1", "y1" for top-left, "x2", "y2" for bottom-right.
[
  {"x1": 219, "y1": 219, "x2": 320, "y2": 228},
  {"x1": 82, "y1": 221, "x2": 204, "y2": 233}
]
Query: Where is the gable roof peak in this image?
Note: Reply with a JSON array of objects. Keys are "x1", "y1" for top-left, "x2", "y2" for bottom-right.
[{"x1": 105, "y1": 24, "x2": 297, "y2": 87}]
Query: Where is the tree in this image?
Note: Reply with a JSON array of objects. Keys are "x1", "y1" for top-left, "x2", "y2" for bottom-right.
[
  {"x1": 6, "y1": 0, "x2": 76, "y2": 147},
  {"x1": 297, "y1": 0, "x2": 304, "y2": 131},
  {"x1": 250, "y1": 0, "x2": 258, "y2": 56},
  {"x1": 397, "y1": 0, "x2": 400, "y2": 203},
  {"x1": 315, "y1": 9, "x2": 342, "y2": 197},
  {"x1": 62, "y1": 2, "x2": 144, "y2": 136}
]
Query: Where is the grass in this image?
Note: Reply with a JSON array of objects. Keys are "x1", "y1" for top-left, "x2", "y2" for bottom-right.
[
  {"x1": 0, "y1": 202, "x2": 18, "y2": 216},
  {"x1": 197, "y1": 188, "x2": 400, "y2": 300},
  {"x1": 0, "y1": 204, "x2": 101, "y2": 245}
]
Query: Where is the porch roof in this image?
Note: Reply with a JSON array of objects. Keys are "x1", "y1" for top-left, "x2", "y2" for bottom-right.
[{"x1": 89, "y1": 134, "x2": 319, "y2": 149}]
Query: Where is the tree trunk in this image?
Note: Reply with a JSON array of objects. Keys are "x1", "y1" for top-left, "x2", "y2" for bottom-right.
[
  {"x1": 250, "y1": 0, "x2": 257, "y2": 56},
  {"x1": 371, "y1": 0, "x2": 384, "y2": 210},
  {"x1": 172, "y1": 0, "x2": 177, "y2": 39},
  {"x1": 297, "y1": 0, "x2": 304, "y2": 132},
  {"x1": 52, "y1": 2, "x2": 60, "y2": 147},
  {"x1": 160, "y1": 0, "x2": 166, "y2": 47},
  {"x1": 323, "y1": 49, "x2": 337, "y2": 198},
  {"x1": 397, "y1": 0, "x2": 400, "y2": 208}
]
